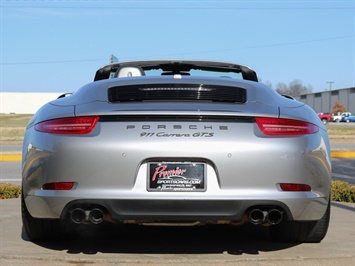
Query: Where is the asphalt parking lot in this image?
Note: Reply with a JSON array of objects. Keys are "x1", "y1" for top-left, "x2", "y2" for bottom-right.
[{"x1": 0, "y1": 198, "x2": 354, "y2": 265}]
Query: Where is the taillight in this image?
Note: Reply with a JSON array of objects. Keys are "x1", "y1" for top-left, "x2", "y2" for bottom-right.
[
  {"x1": 42, "y1": 182, "x2": 75, "y2": 190},
  {"x1": 279, "y1": 183, "x2": 311, "y2": 192},
  {"x1": 35, "y1": 116, "x2": 99, "y2": 134},
  {"x1": 255, "y1": 117, "x2": 318, "y2": 136}
]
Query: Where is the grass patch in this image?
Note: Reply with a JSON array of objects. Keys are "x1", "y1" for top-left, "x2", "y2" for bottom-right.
[
  {"x1": 0, "y1": 114, "x2": 33, "y2": 127},
  {"x1": 0, "y1": 114, "x2": 33, "y2": 144},
  {"x1": 0, "y1": 183, "x2": 21, "y2": 199},
  {"x1": 326, "y1": 124, "x2": 355, "y2": 139},
  {"x1": 331, "y1": 181, "x2": 355, "y2": 203}
]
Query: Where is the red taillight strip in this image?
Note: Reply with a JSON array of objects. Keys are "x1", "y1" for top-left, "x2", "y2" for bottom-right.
[
  {"x1": 42, "y1": 182, "x2": 76, "y2": 190},
  {"x1": 35, "y1": 116, "x2": 99, "y2": 134},
  {"x1": 255, "y1": 117, "x2": 318, "y2": 136},
  {"x1": 279, "y1": 183, "x2": 312, "y2": 192}
]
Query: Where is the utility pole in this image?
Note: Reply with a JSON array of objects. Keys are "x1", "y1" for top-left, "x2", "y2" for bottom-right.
[
  {"x1": 326, "y1": 81, "x2": 334, "y2": 91},
  {"x1": 327, "y1": 81, "x2": 335, "y2": 113}
]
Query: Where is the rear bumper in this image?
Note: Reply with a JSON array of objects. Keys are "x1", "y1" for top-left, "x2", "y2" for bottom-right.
[{"x1": 25, "y1": 190, "x2": 329, "y2": 222}]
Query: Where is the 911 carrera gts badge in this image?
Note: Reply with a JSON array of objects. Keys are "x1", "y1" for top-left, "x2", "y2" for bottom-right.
[
  {"x1": 148, "y1": 163, "x2": 206, "y2": 192},
  {"x1": 127, "y1": 124, "x2": 228, "y2": 138},
  {"x1": 141, "y1": 132, "x2": 214, "y2": 137}
]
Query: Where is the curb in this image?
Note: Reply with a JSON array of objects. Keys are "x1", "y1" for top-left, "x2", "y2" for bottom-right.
[
  {"x1": 1, "y1": 151, "x2": 354, "y2": 162},
  {"x1": 0, "y1": 154, "x2": 22, "y2": 162},
  {"x1": 331, "y1": 151, "x2": 355, "y2": 159}
]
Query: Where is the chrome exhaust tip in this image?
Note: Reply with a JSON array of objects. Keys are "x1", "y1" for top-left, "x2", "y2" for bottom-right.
[
  {"x1": 249, "y1": 209, "x2": 266, "y2": 225},
  {"x1": 70, "y1": 208, "x2": 86, "y2": 224},
  {"x1": 266, "y1": 209, "x2": 283, "y2": 225},
  {"x1": 88, "y1": 208, "x2": 105, "y2": 224}
]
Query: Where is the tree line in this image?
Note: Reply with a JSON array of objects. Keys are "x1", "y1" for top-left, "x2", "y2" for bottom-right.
[
  {"x1": 263, "y1": 79, "x2": 348, "y2": 113},
  {"x1": 262, "y1": 79, "x2": 313, "y2": 96}
]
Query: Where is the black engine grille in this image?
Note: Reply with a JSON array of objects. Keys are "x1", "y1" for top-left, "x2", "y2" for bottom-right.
[{"x1": 107, "y1": 84, "x2": 247, "y2": 103}]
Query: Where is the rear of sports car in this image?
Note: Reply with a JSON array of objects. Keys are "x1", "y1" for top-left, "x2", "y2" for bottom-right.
[{"x1": 22, "y1": 75, "x2": 331, "y2": 243}]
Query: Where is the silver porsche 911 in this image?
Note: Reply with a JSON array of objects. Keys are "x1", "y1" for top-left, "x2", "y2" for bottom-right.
[{"x1": 22, "y1": 60, "x2": 331, "y2": 243}]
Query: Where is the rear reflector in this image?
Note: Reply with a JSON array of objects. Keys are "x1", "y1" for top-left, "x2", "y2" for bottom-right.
[
  {"x1": 279, "y1": 183, "x2": 311, "y2": 192},
  {"x1": 42, "y1": 182, "x2": 75, "y2": 190},
  {"x1": 35, "y1": 116, "x2": 99, "y2": 134},
  {"x1": 255, "y1": 117, "x2": 318, "y2": 136}
]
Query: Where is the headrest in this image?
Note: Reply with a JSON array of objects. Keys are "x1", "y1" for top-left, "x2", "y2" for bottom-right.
[{"x1": 116, "y1": 67, "x2": 145, "y2": 78}]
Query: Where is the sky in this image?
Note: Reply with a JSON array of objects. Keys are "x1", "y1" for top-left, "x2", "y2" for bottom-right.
[{"x1": 1, "y1": 0, "x2": 354, "y2": 93}]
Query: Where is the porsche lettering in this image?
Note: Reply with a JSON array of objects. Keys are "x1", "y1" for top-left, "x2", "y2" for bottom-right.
[{"x1": 127, "y1": 125, "x2": 228, "y2": 130}]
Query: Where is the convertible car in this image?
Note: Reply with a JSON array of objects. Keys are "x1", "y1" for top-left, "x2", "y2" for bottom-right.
[{"x1": 22, "y1": 60, "x2": 331, "y2": 243}]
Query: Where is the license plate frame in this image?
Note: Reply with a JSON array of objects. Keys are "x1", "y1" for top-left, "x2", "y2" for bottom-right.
[{"x1": 148, "y1": 162, "x2": 206, "y2": 192}]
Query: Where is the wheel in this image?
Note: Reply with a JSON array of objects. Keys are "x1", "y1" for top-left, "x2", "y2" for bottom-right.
[
  {"x1": 21, "y1": 192, "x2": 72, "y2": 241},
  {"x1": 270, "y1": 199, "x2": 330, "y2": 243},
  {"x1": 321, "y1": 118, "x2": 328, "y2": 125}
]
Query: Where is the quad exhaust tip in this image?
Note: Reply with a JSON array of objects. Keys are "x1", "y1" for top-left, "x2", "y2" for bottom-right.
[
  {"x1": 70, "y1": 208, "x2": 105, "y2": 224},
  {"x1": 248, "y1": 208, "x2": 283, "y2": 225}
]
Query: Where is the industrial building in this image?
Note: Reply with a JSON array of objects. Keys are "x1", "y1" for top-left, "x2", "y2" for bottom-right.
[{"x1": 294, "y1": 87, "x2": 355, "y2": 115}]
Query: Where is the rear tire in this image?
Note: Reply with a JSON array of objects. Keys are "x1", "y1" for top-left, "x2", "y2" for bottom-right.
[
  {"x1": 270, "y1": 199, "x2": 330, "y2": 243},
  {"x1": 21, "y1": 192, "x2": 72, "y2": 241}
]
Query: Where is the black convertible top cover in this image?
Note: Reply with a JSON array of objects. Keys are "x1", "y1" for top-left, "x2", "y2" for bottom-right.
[{"x1": 94, "y1": 59, "x2": 258, "y2": 82}]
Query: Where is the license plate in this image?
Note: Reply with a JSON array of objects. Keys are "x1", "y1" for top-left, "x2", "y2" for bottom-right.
[{"x1": 148, "y1": 162, "x2": 206, "y2": 192}]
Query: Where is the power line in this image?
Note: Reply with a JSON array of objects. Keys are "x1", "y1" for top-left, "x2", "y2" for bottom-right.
[
  {"x1": 1, "y1": 6, "x2": 353, "y2": 10},
  {"x1": 1, "y1": 58, "x2": 107, "y2": 66},
  {"x1": 1, "y1": 35, "x2": 353, "y2": 66},
  {"x1": 2, "y1": 0, "x2": 353, "y2": 9}
]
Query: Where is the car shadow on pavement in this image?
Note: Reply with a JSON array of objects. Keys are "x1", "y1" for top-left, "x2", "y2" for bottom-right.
[
  {"x1": 25, "y1": 223, "x2": 299, "y2": 255},
  {"x1": 331, "y1": 158, "x2": 355, "y2": 185},
  {"x1": 331, "y1": 201, "x2": 355, "y2": 212}
]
